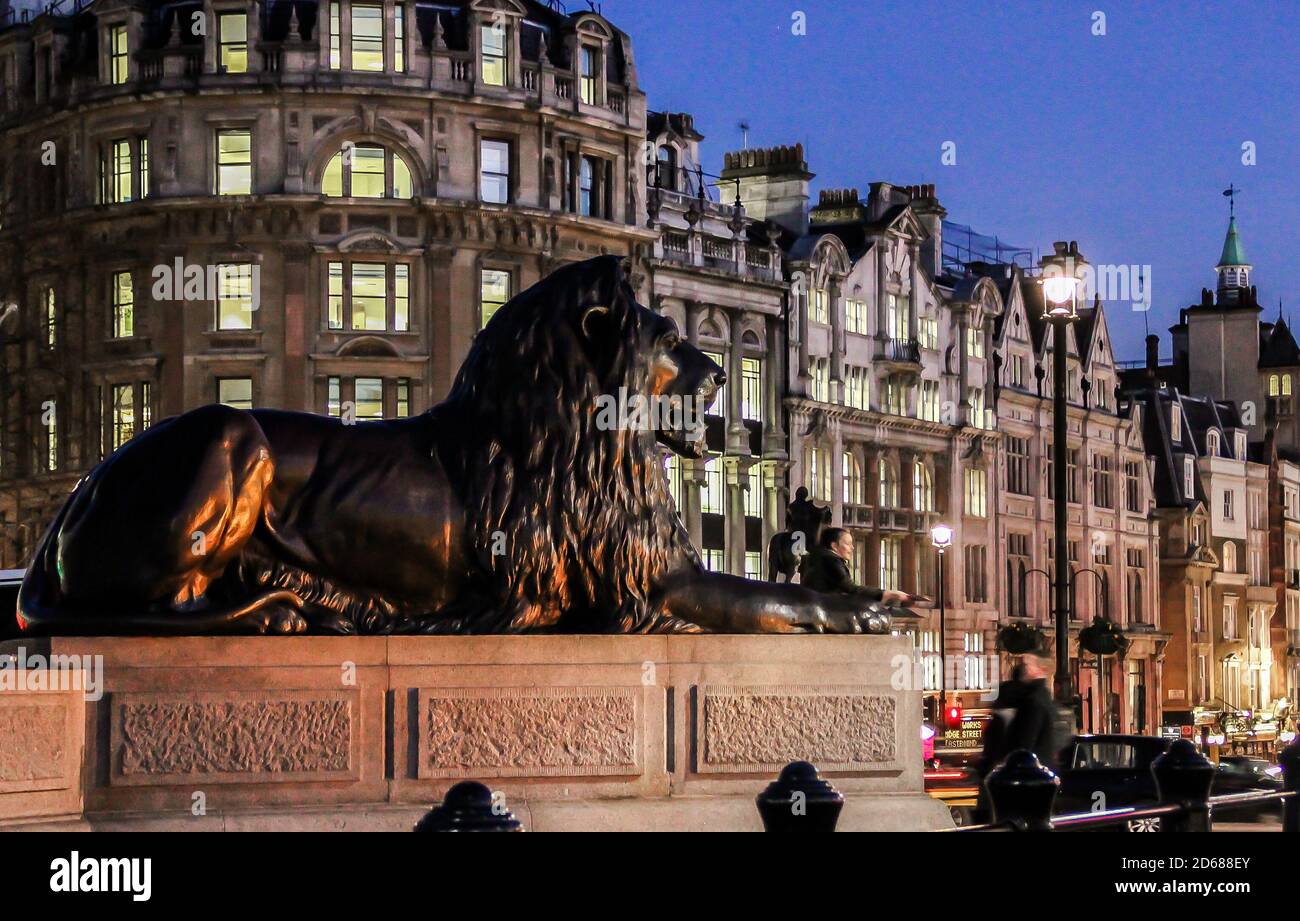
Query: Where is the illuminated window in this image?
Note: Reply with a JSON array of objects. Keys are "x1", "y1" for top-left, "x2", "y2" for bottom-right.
[
  {"x1": 879, "y1": 537, "x2": 900, "y2": 591},
  {"x1": 480, "y1": 22, "x2": 508, "y2": 86},
  {"x1": 139, "y1": 137, "x2": 149, "y2": 198},
  {"x1": 579, "y1": 155, "x2": 597, "y2": 216},
  {"x1": 110, "y1": 383, "x2": 134, "y2": 450},
  {"x1": 219, "y1": 13, "x2": 248, "y2": 73},
  {"x1": 326, "y1": 261, "x2": 410, "y2": 332},
  {"x1": 704, "y1": 351, "x2": 726, "y2": 415},
  {"x1": 215, "y1": 264, "x2": 254, "y2": 330},
  {"x1": 99, "y1": 139, "x2": 134, "y2": 204},
  {"x1": 964, "y1": 468, "x2": 987, "y2": 517},
  {"x1": 352, "y1": 263, "x2": 386, "y2": 331},
  {"x1": 351, "y1": 4, "x2": 384, "y2": 71},
  {"x1": 741, "y1": 358, "x2": 762, "y2": 422},
  {"x1": 701, "y1": 456, "x2": 723, "y2": 514},
  {"x1": 355, "y1": 378, "x2": 384, "y2": 420},
  {"x1": 111, "y1": 271, "x2": 133, "y2": 338},
  {"x1": 327, "y1": 377, "x2": 341, "y2": 417},
  {"x1": 805, "y1": 446, "x2": 830, "y2": 501},
  {"x1": 843, "y1": 451, "x2": 863, "y2": 505},
  {"x1": 323, "y1": 144, "x2": 412, "y2": 199},
  {"x1": 216, "y1": 129, "x2": 252, "y2": 195},
  {"x1": 480, "y1": 269, "x2": 511, "y2": 328},
  {"x1": 580, "y1": 45, "x2": 600, "y2": 104},
  {"x1": 480, "y1": 139, "x2": 510, "y2": 203},
  {"x1": 744, "y1": 552, "x2": 762, "y2": 581},
  {"x1": 743, "y1": 474, "x2": 763, "y2": 518},
  {"x1": 328, "y1": 2, "x2": 341, "y2": 69},
  {"x1": 811, "y1": 358, "x2": 829, "y2": 403},
  {"x1": 218, "y1": 378, "x2": 253, "y2": 410},
  {"x1": 109, "y1": 25, "x2": 128, "y2": 84},
  {"x1": 878, "y1": 459, "x2": 898, "y2": 508},
  {"x1": 396, "y1": 378, "x2": 410, "y2": 418},
  {"x1": 394, "y1": 4, "x2": 405, "y2": 72},
  {"x1": 913, "y1": 460, "x2": 934, "y2": 511},
  {"x1": 663, "y1": 454, "x2": 683, "y2": 509}
]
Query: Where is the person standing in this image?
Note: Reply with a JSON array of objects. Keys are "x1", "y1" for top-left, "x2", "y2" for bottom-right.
[{"x1": 1003, "y1": 653, "x2": 1065, "y2": 773}]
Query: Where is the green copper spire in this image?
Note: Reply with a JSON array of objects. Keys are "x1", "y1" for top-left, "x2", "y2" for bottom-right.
[{"x1": 1217, "y1": 216, "x2": 1248, "y2": 268}]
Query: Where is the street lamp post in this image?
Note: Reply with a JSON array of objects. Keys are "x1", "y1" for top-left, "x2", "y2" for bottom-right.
[
  {"x1": 1041, "y1": 271, "x2": 1081, "y2": 707},
  {"x1": 931, "y1": 524, "x2": 954, "y2": 729}
]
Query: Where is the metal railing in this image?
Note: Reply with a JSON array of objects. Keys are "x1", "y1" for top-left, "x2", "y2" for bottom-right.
[{"x1": 949, "y1": 739, "x2": 1298, "y2": 833}]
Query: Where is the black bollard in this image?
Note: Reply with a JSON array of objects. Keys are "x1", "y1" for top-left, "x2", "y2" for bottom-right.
[
  {"x1": 413, "y1": 780, "x2": 524, "y2": 832},
  {"x1": 985, "y1": 750, "x2": 1058, "y2": 831},
  {"x1": 1151, "y1": 738, "x2": 1215, "y2": 832},
  {"x1": 755, "y1": 761, "x2": 844, "y2": 832},
  {"x1": 1280, "y1": 739, "x2": 1300, "y2": 834}
]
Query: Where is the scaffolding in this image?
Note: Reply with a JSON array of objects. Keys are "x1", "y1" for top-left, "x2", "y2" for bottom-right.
[{"x1": 942, "y1": 220, "x2": 1036, "y2": 275}]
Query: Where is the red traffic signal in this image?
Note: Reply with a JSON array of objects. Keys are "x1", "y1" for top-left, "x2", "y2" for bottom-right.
[{"x1": 945, "y1": 704, "x2": 963, "y2": 728}]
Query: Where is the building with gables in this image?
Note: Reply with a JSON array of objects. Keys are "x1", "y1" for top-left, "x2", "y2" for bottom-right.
[{"x1": 990, "y1": 244, "x2": 1162, "y2": 735}]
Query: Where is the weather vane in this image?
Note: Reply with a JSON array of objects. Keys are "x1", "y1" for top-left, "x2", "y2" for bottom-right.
[{"x1": 1222, "y1": 183, "x2": 1242, "y2": 217}]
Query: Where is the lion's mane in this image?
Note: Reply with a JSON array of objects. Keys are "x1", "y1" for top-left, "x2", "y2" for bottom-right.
[{"x1": 436, "y1": 257, "x2": 691, "y2": 634}]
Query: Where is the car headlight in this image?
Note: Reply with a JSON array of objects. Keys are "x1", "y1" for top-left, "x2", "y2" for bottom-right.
[{"x1": 1264, "y1": 765, "x2": 1282, "y2": 777}]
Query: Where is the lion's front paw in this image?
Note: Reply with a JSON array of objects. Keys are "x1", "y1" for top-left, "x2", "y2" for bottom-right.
[
  {"x1": 803, "y1": 600, "x2": 864, "y2": 635},
  {"x1": 239, "y1": 605, "x2": 309, "y2": 635}
]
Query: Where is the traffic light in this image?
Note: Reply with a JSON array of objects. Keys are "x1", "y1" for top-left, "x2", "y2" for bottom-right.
[{"x1": 945, "y1": 703, "x2": 963, "y2": 729}]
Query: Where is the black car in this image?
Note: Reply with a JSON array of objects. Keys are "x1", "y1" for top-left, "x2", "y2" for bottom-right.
[
  {"x1": 1214, "y1": 755, "x2": 1285, "y2": 817},
  {"x1": 1054, "y1": 735, "x2": 1174, "y2": 829}
]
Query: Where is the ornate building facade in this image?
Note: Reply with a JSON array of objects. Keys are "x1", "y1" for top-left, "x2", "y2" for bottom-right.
[
  {"x1": 991, "y1": 246, "x2": 1162, "y2": 735},
  {"x1": 644, "y1": 114, "x2": 788, "y2": 577},
  {"x1": 759, "y1": 175, "x2": 1001, "y2": 713},
  {"x1": 0, "y1": 0, "x2": 656, "y2": 567}
]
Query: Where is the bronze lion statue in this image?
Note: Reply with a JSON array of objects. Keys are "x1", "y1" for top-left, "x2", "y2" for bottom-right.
[{"x1": 18, "y1": 257, "x2": 889, "y2": 635}]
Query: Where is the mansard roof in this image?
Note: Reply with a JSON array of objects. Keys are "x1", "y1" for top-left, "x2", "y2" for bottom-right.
[{"x1": 1259, "y1": 317, "x2": 1300, "y2": 369}]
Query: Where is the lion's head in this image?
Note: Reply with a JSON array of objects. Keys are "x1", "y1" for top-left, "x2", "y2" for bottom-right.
[{"x1": 440, "y1": 256, "x2": 723, "y2": 633}]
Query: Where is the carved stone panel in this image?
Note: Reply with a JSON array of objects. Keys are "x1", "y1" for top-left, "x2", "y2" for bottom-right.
[
  {"x1": 418, "y1": 687, "x2": 642, "y2": 780},
  {"x1": 696, "y1": 686, "x2": 899, "y2": 774},
  {"x1": 0, "y1": 695, "x2": 71, "y2": 794},
  {"x1": 110, "y1": 690, "x2": 358, "y2": 786}
]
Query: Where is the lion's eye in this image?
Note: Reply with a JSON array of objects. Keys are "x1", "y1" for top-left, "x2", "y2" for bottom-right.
[{"x1": 661, "y1": 333, "x2": 680, "y2": 350}]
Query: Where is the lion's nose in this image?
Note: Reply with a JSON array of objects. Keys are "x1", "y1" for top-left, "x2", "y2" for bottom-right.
[{"x1": 713, "y1": 371, "x2": 727, "y2": 388}]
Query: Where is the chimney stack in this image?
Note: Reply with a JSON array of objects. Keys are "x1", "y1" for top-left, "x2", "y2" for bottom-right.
[
  {"x1": 1146, "y1": 334, "x2": 1160, "y2": 373},
  {"x1": 720, "y1": 144, "x2": 814, "y2": 238}
]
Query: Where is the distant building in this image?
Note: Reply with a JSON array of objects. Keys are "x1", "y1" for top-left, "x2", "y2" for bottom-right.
[{"x1": 1124, "y1": 209, "x2": 1297, "y2": 752}]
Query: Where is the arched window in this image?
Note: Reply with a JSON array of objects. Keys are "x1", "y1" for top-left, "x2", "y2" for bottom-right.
[
  {"x1": 879, "y1": 459, "x2": 899, "y2": 509},
  {"x1": 912, "y1": 460, "x2": 934, "y2": 511},
  {"x1": 323, "y1": 144, "x2": 413, "y2": 199},
  {"x1": 1222, "y1": 541, "x2": 1238, "y2": 573},
  {"x1": 842, "y1": 451, "x2": 863, "y2": 505},
  {"x1": 1270, "y1": 375, "x2": 1280, "y2": 397},
  {"x1": 1206, "y1": 430, "x2": 1220, "y2": 457},
  {"x1": 1285, "y1": 375, "x2": 1294, "y2": 397}
]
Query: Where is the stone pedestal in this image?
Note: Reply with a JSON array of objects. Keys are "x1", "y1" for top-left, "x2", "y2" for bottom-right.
[{"x1": 0, "y1": 635, "x2": 951, "y2": 831}]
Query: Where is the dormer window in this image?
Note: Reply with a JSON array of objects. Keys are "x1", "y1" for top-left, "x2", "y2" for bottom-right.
[
  {"x1": 1170, "y1": 403, "x2": 1182, "y2": 442},
  {"x1": 580, "y1": 44, "x2": 602, "y2": 105},
  {"x1": 219, "y1": 13, "x2": 249, "y2": 74},
  {"x1": 480, "y1": 22, "x2": 509, "y2": 86},
  {"x1": 1235, "y1": 432, "x2": 1247, "y2": 459},
  {"x1": 1184, "y1": 456, "x2": 1194, "y2": 499},
  {"x1": 108, "y1": 24, "x2": 129, "y2": 85},
  {"x1": 1206, "y1": 430, "x2": 1220, "y2": 457}
]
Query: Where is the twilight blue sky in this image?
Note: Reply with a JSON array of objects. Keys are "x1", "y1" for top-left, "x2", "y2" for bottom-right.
[{"x1": 601, "y1": 0, "x2": 1300, "y2": 362}]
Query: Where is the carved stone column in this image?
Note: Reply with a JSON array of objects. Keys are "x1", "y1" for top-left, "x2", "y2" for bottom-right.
[
  {"x1": 763, "y1": 313, "x2": 788, "y2": 457},
  {"x1": 829, "y1": 277, "x2": 845, "y2": 399},
  {"x1": 958, "y1": 309, "x2": 971, "y2": 424},
  {"x1": 727, "y1": 309, "x2": 749, "y2": 455}
]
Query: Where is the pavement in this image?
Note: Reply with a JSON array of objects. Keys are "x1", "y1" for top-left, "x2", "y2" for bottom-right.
[{"x1": 1213, "y1": 811, "x2": 1283, "y2": 832}]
